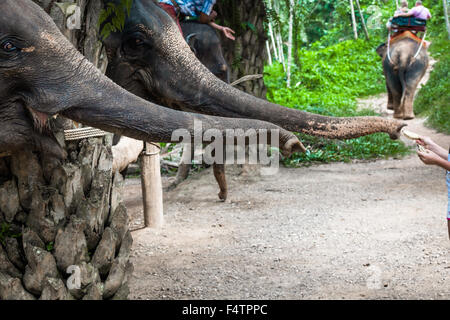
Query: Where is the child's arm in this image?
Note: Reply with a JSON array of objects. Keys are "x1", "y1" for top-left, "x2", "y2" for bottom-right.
[{"x1": 417, "y1": 150, "x2": 450, "y2": 171}]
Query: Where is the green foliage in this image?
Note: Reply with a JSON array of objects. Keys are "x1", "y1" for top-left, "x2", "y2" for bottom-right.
[
  {"x1": 413, "y1": 1, "x2": 450, "y2": 134},
  {"x1": 46, "y1": 242, "x2": 54, "y2": 252},
  {"x1": 98, "y1": 0, "x2": 133, "y2": 39},
  {"x1": 0, "y1": 222, "x2": 21, "y2": 246},
  {"x1": 414, "y1": 45, "x2": 450, "y2": 134},
  {"x1": 284, "y1": 133, "x2": 410, "y2": 166},
  {"x1": 265, "y1": 38, "x2": 411, "y2": 165}
]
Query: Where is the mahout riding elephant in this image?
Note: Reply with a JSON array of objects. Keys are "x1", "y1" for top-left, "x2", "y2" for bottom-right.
[
  {"x1": 376, "y1": 35, "x2": 429, "y2": 120},
  {"x1": 103, "y1": 0, "x2": 405, "y2": 200},
  {"x1": 0, "y1": 0, "x2": 304, "y2": 160}
]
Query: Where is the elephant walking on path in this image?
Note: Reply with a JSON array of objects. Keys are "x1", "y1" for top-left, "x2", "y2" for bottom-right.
[{"x1": 376, "y1": 32, "x2": 429, "y2": 120}]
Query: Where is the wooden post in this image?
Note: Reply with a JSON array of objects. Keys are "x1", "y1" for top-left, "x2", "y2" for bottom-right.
[
  {"x1": 141, "y1": 142, "x2": 164, "y2": 228},
  {"x1": 355, "y1": 0, "x2": 370, "y2": 40},
  {"x1": 350, "y1": 0, "x2": 358, "y2": 40}
]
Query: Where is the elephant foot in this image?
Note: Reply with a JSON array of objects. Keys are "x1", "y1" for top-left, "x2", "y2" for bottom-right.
[
  {"x1": 213, "y1": 163, "x2": 227, "y2": 202},
  {"x1": 393, "y1": 113, "x2": 404, "y2": 120},
  {"x1": 218, "y1": 190, "x2": 228, "y2": 202},
  {"x1": 403, "y1": 114, "x2": 415, "y2": 120},
  {"x1": 387, "y1": 104, "x2": 394, "y2": 110},
  {"x1": 164, "y1": 176, "x2": 186, "y2": 192},
  {"x1": 164, "y1": 180, "x2": 180, "y2": 192}
]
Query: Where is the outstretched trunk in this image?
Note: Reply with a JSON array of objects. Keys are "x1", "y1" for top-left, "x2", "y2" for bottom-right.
[{"x1": 0, "y1": 0, "x2": 132, "y2": 300}]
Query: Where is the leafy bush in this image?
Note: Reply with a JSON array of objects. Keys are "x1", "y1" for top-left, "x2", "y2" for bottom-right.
[
  {"x1": 265, "y1": 38, "x2": 410, "y2": 165},
  {"x1": 414, "y1": 46, "x2": 450, "y2": 134},
  {"x1": 413, "y1": 2, "x2": 450, "y2": 134}
]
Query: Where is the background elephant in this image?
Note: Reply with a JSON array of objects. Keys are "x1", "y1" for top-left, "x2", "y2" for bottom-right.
[{"x1": 376, "y1": 37, "x2": 429, "y2": 120}]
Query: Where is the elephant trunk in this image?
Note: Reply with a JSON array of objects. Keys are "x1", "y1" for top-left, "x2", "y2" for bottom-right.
[
  {"x1": 154, "y1": 26, "x2": 406, "y2": 140},
  {"x1": 53, "y1": 56, "x2": 305, "y2": 156},
  {"x1": 185, "y1": 67, "x2": 406, "y2": 140}
]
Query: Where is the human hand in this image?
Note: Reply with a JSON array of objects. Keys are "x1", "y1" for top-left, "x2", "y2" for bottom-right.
[
  {"x1": 222, "y1": 26, "x2": 235, "y2": 40},
  {"x1": 209, "y1": 10, "x2": 217, "y2": 21},
  {"x1": 417, "y1": 149, "x2": 441, "y2": 165},
  {"x1": 416, "y1": 136, "x2": 435, "y2": 150}
]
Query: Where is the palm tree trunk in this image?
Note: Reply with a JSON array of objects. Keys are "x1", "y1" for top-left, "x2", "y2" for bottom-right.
[
  {"x1": 216, "y1": 0, "x2": 269, "y2": 98},
  {"x1": 0, "y1": 0, "x2": 132, "y2": 300}
]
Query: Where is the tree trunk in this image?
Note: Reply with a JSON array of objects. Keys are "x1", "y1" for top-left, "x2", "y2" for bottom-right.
[
  {"x1": 444, "y1": 0, "x2": 450, "y2": 40},
  {"x1": 355, "y1": 0, "x2": 370, "y2": 40},
  {"x1": 0, "y1": 0, "x2": 132, "y2": 300},
  {"x1": 266, "y1": 40, "x2": 273, "y2": 65},
  {"x1": 286, "y1": 0, "x2": 294, "y2": 88},
  {"x1": 350, "y1": 0, "x2": 358, "y2": 40},
  {"x1": 268, "y1": 21, "x2": 279, "y2": 61},
  {"x1": 216, "y1": 0, "x2": 268, "y2": 98}
]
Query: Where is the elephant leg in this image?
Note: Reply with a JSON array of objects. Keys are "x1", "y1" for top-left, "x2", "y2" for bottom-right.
[
  {"x1": 401, "y1": 67, "x2": 427, "y2": 120},
  {"x1": 165, "y1": 144, "x2": 193, "y2": 191},
  {"x1": 400, "y1": 86, "x2": 418, "y2": 120},
  {"x1": 386, "y1": 84, "x2": 394, "y2": 110},
  {"x1": 385, "y1": 71, "x2": 403, "y2": 118},
  {"x1": 213, "y1": 163, "x2": 227, "y2": 201}
]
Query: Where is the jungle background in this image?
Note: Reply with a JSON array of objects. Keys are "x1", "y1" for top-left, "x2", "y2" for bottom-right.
[{"x1": 215, "y1": 0, "x2": 449, "y2": 166}]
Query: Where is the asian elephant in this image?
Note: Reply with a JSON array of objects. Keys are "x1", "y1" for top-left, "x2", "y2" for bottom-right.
[
  {"x1": 182, "y1": 21, "x2": 230, "y2": 84},
  {"x1": 103, "y1": 0, "x2": 405, "y2": 200},
  {"x1": 376, "y1": 37, "x2": 429, "y2": 120},
  {"x1": 0, "y1": 0, "x2": 305, "y2": 161}
]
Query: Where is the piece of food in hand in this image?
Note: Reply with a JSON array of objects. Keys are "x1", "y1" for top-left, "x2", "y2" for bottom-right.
[
  {"x1": 401, "y1": 128, "x2": 420, "y2": 140},
  {"x1": 416, "y1": 144, "x2": 427, "y2": 153}
]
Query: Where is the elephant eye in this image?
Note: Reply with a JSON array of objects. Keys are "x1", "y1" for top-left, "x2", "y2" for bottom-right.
[
  {"x1": 2, "y1": 41, "x2": 17, "y2": 52},
  {"x1": 135, "y1": 39, "x2": 143, "y2": 46}
]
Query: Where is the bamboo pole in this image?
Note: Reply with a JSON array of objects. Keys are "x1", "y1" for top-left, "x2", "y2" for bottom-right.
[
  {"x1": 350, "y1": 0, "x2": 358, "y2": 39},
  {"x1": 355, "y1": 0, "x2": 370, "y2": 40},
  {"x1": 141, "y1": 142, "x2": 163, "y2": 228}
]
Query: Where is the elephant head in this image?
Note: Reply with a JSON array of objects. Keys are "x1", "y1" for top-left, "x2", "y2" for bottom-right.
[
  {"x1": 103, "y1": 0, "x2": 406, "y2": 140},
  {"x1": 0, "y1": 0, "x2": 304, "y2": 158},
  {"x1": 181, "y1": 21, "x2": 230, "y2": 83}
]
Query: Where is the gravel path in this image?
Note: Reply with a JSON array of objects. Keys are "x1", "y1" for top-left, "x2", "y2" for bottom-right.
[{"x1": 125, "y1": 60, "x2": 449, "y2": 299}]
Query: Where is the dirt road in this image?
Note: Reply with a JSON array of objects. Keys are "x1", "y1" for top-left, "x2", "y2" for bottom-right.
[{"x1": 125, "y1": 61, "x2": 449, "y2": 299}]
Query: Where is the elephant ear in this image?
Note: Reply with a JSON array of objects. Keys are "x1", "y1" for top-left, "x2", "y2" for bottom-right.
[
  {"x1": 376, "y1": 43, "x2": 387, "y2": 58},
  {"x1": 185, "y1": 33, "x2": 198, "y2": 56}
]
